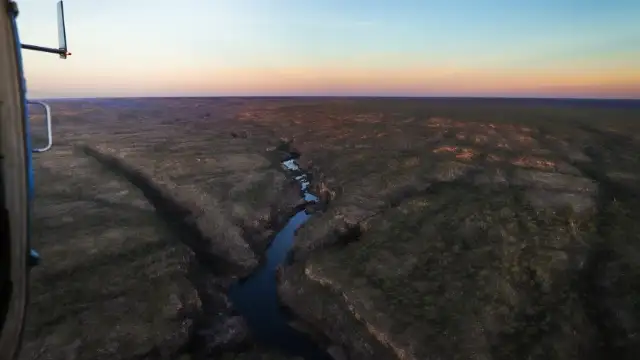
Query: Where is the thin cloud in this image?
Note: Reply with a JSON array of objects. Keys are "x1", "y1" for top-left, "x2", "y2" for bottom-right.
[
  {"x1": 349, "y1": 20, "x2": 377, "y2": 27},
  {"x1": 272, "y1": 16, "x2": 377, "y2": 29}
]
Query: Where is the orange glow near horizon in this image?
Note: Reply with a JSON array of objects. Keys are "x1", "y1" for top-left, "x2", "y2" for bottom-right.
[
  {"x1": 26, "y1": 62, "x2": 640, "y2": 99},
  {"x1": 16, "y1": 0, "x2": 640, "y2": 99}
]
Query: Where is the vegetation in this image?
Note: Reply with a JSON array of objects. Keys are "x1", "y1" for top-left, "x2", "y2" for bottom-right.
[
  {"x1": 23, "y1": 97, "x2": 640, "y2": 359},
  {"x1": 269, "y1": 98, "x2": 640, "y2": 359}
]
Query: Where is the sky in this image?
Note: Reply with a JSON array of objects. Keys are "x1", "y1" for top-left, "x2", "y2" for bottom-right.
[{"x1": 15, "y1": 0, "x2": 640, "y2": 99}]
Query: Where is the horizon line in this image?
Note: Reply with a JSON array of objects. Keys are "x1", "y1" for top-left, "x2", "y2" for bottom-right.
[{"x1": 32, "y1": 94, "x2": 640, "y2": 102}]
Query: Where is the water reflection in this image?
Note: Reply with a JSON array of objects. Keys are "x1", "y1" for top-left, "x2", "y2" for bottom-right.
[{"x1": 227, "y1": 159, "x2": 328, "y2": 360}]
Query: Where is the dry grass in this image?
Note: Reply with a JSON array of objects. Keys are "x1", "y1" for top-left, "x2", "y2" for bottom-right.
[
  {"x1": 22, "y1": 97, "x2": 640, "y2": 360},
  {"x1": 262, "y1": 98, "x2": 640, "y2": 359},
  {"x1": 21, "y1": 98, "x2": 309, "y2": 360},
  {"x1": 22, "y1": 142, "x2": 198, "y2": 360}
]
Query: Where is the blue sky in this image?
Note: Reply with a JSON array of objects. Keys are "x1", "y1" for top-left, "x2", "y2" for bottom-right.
[{"x1": 15, "y1": 0, "x2": 640, "y2": 98}]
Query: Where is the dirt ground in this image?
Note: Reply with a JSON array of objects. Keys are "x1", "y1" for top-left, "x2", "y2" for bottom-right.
[
  {"x1": 231, "y1": 98, "x2": 640, "y2": 360},
  {"x1": 21, "y1": 99, "x2": 305, "y2": 360},
  {"x1": 21, "y1": 97, "x2": 640, "y2": 360},
  {"x1": 22, "y1": 139, "x2": 197, "y2": 360}
]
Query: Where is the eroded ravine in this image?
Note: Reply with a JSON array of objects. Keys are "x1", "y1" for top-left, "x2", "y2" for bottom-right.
[
  {"x1": 228, "y1": 157, "x2": 332, "y2": 360},
  {"x1": 82, "y1": 143, "x2": 333, "y2": 359}
]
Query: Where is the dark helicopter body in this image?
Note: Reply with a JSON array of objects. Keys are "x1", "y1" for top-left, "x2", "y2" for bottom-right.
[{"x1": 1, "y1": 2, "x2": 69, "y2": 358}]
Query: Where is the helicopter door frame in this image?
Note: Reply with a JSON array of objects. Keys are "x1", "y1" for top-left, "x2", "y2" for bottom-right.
[{"x1": 0, "y1": 1, "x2": 31, "y2": 359}]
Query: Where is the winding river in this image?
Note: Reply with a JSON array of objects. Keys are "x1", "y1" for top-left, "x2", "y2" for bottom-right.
[{"x1": 228, "y1": 159, "x2": 331, "y2": 360}]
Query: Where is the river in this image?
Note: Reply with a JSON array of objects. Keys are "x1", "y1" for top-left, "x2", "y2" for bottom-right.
[{"x1": 228, "y1": 159, "x2": 331, "y2": 360}]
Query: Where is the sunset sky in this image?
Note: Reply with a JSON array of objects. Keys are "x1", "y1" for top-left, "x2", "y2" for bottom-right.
[{"x1": 16, "y1": 0, "x2": 640, "y2": 99}]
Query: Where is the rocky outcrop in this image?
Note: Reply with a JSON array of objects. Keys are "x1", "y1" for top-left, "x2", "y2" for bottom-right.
[
  {"x1": 84, "y1": 144, "x2": 260, "y2": 278},
  {"x1": 278, "y1": 262, "x2": 400, "y2": 360},
  {"x1": 267, "y1": 110, "x2": 640, "y2": 359},
  {"x1": 22, "y1": 142, "x2": 202, "y2": 360},
  {"x1": 82, "y1": 142, "x2": 312, "y2": 357},
  {"x1": 35, "y1": 97, "x2": 640, "y2": 360},
  {"x1": 279, "y1": 180, "x2": 602, "y2": 359}
]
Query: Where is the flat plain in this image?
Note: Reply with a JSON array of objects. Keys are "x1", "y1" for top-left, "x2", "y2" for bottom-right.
[{"x1": 22, "y1": 97, "x2": 640, "y2": 360}]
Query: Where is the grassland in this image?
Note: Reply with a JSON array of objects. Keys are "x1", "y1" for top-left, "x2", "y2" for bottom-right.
[
  {"x1": 245, "y1": 98, "x2": 640, "y2": 360},
  {"x1": 21, "y1": 97, "x2": 640, "y2": 360},
  {"x1": 21, "y1": 99, "x2": 307, "y2": 360}
]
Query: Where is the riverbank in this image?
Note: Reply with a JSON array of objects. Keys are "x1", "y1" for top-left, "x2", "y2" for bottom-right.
[
  {"x1": 23, "y1": 97, "x2": 640, "y2": 360},
  {"x1": 22, "y1": 99, "x2": 325, "y2": 360},
  {"x1": 238, "y1": 98, "x2": 640, "y2": 359}
]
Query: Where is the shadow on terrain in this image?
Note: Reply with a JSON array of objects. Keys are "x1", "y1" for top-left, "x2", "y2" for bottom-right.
[
  {"x1": 505, "y1": 124, "x2": 640, "y2": 358},
  {"x1": 569, "y1": 127, "x2": 640, "y2": 358},
  {"x1": 25, "y1": 169, "x2": 196, "y2": 359},
  {"x1": 80, "y1": 146, "x2": 246, "y2": 359},
  {"x1": 80, "y1": 145, "x2": 330, "y2": 359},
  {"x1": 282, "y1": 118, "x2": 640, "y2": 358},
  {"x1": 82, "y1": 145, "x2": 239, "y2": 276}
]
